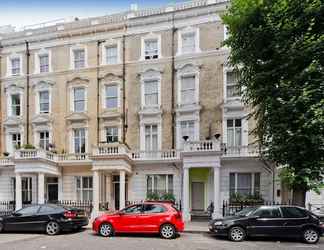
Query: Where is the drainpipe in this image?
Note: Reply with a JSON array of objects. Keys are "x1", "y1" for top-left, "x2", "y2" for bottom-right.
[
  {"x1": 96, "y1": 40, "x2": 105, "y2": 144},
  {"x1": 25, "y1": 41, "x2": 30, "y2": 145},
  {"x1": 122, "y1": 25, "x2": 127, "y2": 144},
  {"x1": 171, "y1": 13, "x2": 176, "y2": 149}
]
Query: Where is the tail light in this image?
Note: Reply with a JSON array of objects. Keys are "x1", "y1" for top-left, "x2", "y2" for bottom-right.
[{"x1": 64, "y1": 211, "x2": 77, "y2": 219}]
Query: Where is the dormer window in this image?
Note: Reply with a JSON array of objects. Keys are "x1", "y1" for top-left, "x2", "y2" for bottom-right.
[
  {"x1": 39, "y1": 54, "x2": 49, "y2": 73},
  {"x1": 144, "y1": 39, "x2": 158, "y2": 60},
  {"x1": 11, "y1": 58, "x2": 20, "y2": 75},
  {"x1": 73, "y1": 49, "x2": 85, "y2": 69},
  {"x1": 181, "y1": 32, "x2": 196, "y2": 53}
]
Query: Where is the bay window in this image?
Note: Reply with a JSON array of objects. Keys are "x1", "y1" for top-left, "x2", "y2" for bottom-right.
[
  {"x1": 76, "y1": 176, "x2": 93, "y2": 201},
  {"x1": 146, "y1": 174, "x2": 173, "y2": 196}
]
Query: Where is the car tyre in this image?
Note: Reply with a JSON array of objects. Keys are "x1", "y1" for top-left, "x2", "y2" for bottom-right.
[
  {"x1": 160, "y1": 224, "x2": 176, "y2": 239},
  {"x1": 228, "y1": 226, "x2": 246, "y2": 242},
  {"x1": 46, "y1": 221, "x2": 60, "y2": 236},
  {"x1": 303, "y1": 228, "x2": 319, "y2": 244},
  {"x1": 99, "y1": 223, "x2": 114, "y2": 237}
]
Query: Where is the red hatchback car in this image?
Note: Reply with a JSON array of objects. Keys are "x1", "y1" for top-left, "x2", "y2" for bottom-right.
[{"x1": 92, "y1": 202, "x2": 184, "y2": 239}]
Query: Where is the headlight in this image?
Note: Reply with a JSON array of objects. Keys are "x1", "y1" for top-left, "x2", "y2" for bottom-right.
[{"x1": 214, "y1": 221, "x2": 223, "y2": 226}]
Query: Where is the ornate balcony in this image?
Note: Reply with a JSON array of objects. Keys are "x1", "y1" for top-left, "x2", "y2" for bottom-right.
[{"x1": 221, "y1": 144, "x2": 260, "y2": 158}]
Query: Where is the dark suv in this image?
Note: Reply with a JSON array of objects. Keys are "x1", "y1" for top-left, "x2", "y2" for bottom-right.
[{"x1": 209, "y1": 206, "x2": 324, "y2": 244}]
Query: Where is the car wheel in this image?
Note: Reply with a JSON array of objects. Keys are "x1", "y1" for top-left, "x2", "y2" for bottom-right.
[
  {"x1": 99, "y1": 223, "x2": 114, "y2": 237},
  {"x1": 160, "y1": 224, "x2": 176, "y2": 239},
  {"x1": 229, "y1": 226, "x2": 246, "y2": 242},
  {"x1": 303, "y1": 228, "x2": 319, "y2": 244},
  {"x1": 46, "y1": 221, "x2": 60, "y2": 236}
]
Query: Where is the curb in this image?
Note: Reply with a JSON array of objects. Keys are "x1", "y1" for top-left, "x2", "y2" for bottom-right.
[{"x1": 183, "y1": 230, "x2": 209, "y2": 234}]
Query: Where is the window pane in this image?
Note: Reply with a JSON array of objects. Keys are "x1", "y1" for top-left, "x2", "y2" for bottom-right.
[
  {"x1": 106, "y1": 46, "x2": 118, "y2": 64},
  {"x1": 144, "y1": 204, "x2": 165, "y2": 213},
  {"x1": 11, "y1": 94, "x2": 21, "y2": 116},
  {"x1": 39, "y1": 55, "x2": 49, "y2": 73},
  {"x1": 182, "y1": 32, "x2": 196, "y2": 53},
  {"x1": 144, "y1": 80, "x2": 158, "y2": 106},
  {"x1": 39, "y1": 91, "x2": 49, "y2": 113},
  {"x1": 106, "y1": 127, "x2": 118, "y2": 143},
  {"x1": 144, "y1": 39, "x2": 158, "y2": 59},
  {"x1": 74, "y1": 88, "x2": 85, "y2": 112},
  {"x1": 181, "y1": 76, "x2": 195, "y2": 104},
  {"x1": 237, "y1": 173, "x2": 252, "y2": 195},
  {"x1": 253, "y1": 207, "x2": 281, "y2": 218},
  {"x1": 74, "y1": 49, "x2": 85, "y2": 69},
  {"x1": 11, "y1": 58, "x2": 20, "y2": 74},
  {"x1": 281, "y1": 207, "x2": 307, "y2": 218},
  {"x1": 105, "y1": 85, "x2": 118, "y2": 108}
]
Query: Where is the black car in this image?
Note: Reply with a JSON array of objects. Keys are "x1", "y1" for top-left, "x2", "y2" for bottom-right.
[
  {"x1": 0, "y1": 204, "x2": 88, "y2": 235},
  {"x1": 209, "y1": 205, "x2": 324, "y2": 244}
]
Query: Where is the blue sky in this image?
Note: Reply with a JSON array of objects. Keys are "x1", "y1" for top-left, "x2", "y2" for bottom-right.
[{"x1": 0, "y1": 0, "x2": 187, "y2": 28}]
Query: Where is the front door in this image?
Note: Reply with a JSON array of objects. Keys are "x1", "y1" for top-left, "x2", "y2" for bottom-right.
[
  {"x1": 191, "y1": 182, "x2": 204, "y2": 211},
  {"x1": 47, "y1": 184, "x2": 58, "y2": 202},
  {"x1": 114, "y1": 182, "x2": 120, "y2": 210}
]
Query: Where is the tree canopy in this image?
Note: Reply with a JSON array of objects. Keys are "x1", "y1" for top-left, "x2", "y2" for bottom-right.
[{"x1": 222, "y1": 0, "x2": 324, "y2": 204}]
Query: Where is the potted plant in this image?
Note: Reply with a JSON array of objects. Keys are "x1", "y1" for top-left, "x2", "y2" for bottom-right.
[{"x1": 3, "y1": 152, "x2": 10, "y2": 157}]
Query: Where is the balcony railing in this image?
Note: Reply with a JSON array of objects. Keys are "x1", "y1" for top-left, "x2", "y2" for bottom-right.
[
  {"x1": 55, "y1": 153, "x2": 90, "y2": 161},
  {"x1": 0, "y1": 157, "x2": 14, "y2": 166},
  {"x1": 222, "y1": 144, "x2": 260, "y2": 157},
  {"x1": 183, "y1": 140, "x2": 220, "y2": 152},
  {"x1": 131, "y1": 150, "x2": 179, "y2": 161},
  {"x1": 93, "y1": 143, "x2": 129, "y2": 156}
]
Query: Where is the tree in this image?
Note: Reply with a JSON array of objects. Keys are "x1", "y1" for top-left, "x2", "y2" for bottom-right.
[{"x1": 222, "y1": 0, "x2": 324, "y2": 206}]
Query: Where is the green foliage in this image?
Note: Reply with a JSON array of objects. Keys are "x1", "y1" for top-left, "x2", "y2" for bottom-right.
[
  {"x1": 222, "y1": 0, "x2": 324, "y2": 194},
  {"x1": 22, "y1": 144, "x2": 36, "y2": 149},
  {"x1": 230, "y1": 193, "x2": 264, "y2": 203},
  {"x1": 146, "y1": 192, "x2": 176, "y2": 202}
]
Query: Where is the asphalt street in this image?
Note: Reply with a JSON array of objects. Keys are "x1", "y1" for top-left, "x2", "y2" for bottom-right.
[{"x1": 0, "y1": 229, "x2": 323, "y2": 250}]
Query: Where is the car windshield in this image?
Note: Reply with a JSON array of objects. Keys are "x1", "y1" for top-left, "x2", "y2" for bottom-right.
[{"x1": 235, "y1": 207, "x2": 257, "y2": 217}]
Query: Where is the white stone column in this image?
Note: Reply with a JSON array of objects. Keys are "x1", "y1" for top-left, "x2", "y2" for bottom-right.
[
  {"x1": 119, "y1": 170, "x2": 126, "y2": 210},
  {"x1": 38, "y1": 173, "x2": 45, "y2": 204},
  {"x1": 58, "y1": 176, "x2": 63, "y2": 201},
  {"x1": 183, "y1": 167, "x2": 191, "y2": 221},
  {"x1": 92, "y1": 170, "x2": 100, "y2": 218},
  {"x1": 213, "y1": 166, "x2": 222, "y2": 219},
  {"x1": 15, "y1": 173, "x2": 22, "y2": 210}
]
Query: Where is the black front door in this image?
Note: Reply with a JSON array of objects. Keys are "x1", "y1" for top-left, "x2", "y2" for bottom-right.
[
  {"x1": 48, "y1": 184, "x2": 58, "y2": 202},
  {"x1": 247, "y1": 207, "x2": 285, "y2": 236},
  {"x1": 114, "y1": 182, "x2": 120, "y2": 210}
]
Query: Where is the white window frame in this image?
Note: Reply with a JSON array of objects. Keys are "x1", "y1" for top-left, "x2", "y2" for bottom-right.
[
  {"x1": 140, "y1": 70, "x2": 161, "y2": 109},
  {"x1": 38, "y1": 90, "x2": 50, "y2": 114},
  {"x1": 105, "y1": 126, "x2": 119, "y2": 143},
  {"x1": 10, "y1": 94, "x2": 22, "y2": 117},
  {"x1": 223, "y1": 116, "x2": 248, "y2": 147},
  {"x1": 70, "y1": 45, "x2": 88, "y2": 70},
  {"x1": 101, "y1": 40, "x2": 121, "y2": 65},
  {"x1": 7, "y1": 53, "x2": 23, "y2": 77},
  {"x1": 177, "y1": 27, "x2": 200, "y2": 55},
  {"x1": 70, "y1": 86, "x2": 87, "y2": 112},
  {"x1": 140, "y1": 33, "x2": 162, "y2": 61},
  {"x1": 76, "y1": 176, "x2": 93, "y2": 201},
  {"x1": 176, "y1": 115, "x2": 199, "y2": 149},
  {"x1": 146, "y1": 174, "x2": 174, "y2": 195},
  {"x1": 229, "y1": 172, "x2": 261, "y2": 196},
  {"x1": 177, "y1": 71, "x2": 200, "y2": 106},
  {"x1": 140, "y1": 123, "x2": 161, "y2": 151},
  {"x1": 34, "y1": 49, "x2": 52, "y2": 74},
  {"x1": 38, "y1": 130, "x2": 50, "y2": 150},
  {"x1": 103, "y1": 83, "x2": 120, "y2": 109},
  {"x1": 72, "y1": 128, "x2": 88, "y2": 154}
]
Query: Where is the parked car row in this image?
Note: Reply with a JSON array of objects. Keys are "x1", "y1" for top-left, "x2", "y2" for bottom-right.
[{"x1": 0, "y1": 202, "x2": 323, "y2": 244}]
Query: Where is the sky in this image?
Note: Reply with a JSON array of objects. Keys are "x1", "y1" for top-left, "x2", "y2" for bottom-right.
[{"x1": 0, "y1": 0, "x2": 187, "y2": 29}]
